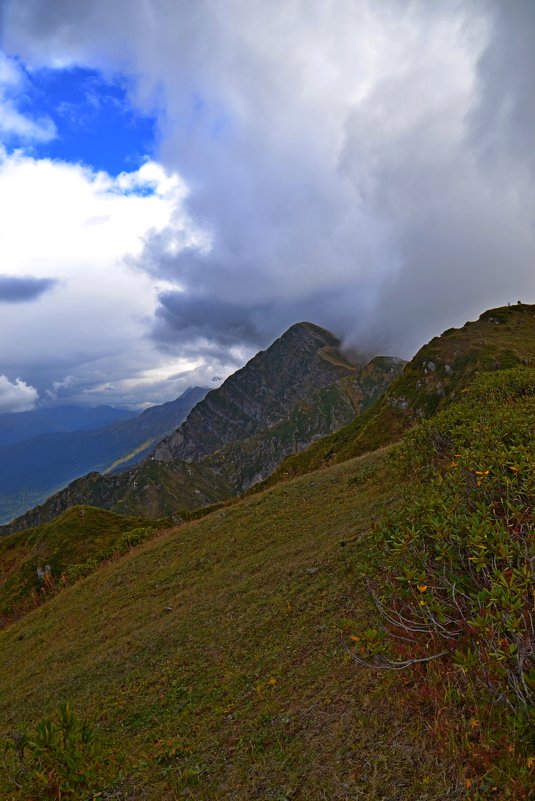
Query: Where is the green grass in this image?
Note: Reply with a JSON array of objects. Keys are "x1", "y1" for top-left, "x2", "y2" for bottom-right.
[{"x1": 0, "y1": 447, "x2": 462, "y2": 800}]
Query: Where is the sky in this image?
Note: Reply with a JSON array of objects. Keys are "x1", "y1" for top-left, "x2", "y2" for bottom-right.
[{"x1": 0, "y1": 0, "x2": 533, "y2": 412}]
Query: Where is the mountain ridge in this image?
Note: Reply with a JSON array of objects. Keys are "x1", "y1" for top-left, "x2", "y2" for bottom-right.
[
  {"x1": 152, "y1": 321, "x2": 358, "y2": 463},
  {"x1": 0, "y1": 303, "x2": 533, "y2": 798},
  {"x1": 0, "y1": 323, "x2": 404, "y2": 533},
  {"x1": 264, "y1": 303, "x2": 535, "y2": 484}
]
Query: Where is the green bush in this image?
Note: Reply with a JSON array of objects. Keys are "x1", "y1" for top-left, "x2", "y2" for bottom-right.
[
  {"x1": 64, "y1": 527, "x2": 154, "y2": 586},
  {"x1": 65, "y1": 559, "x2": 99, "y2": 584},
  {"x1": 2, "y1": 703, "x2": 100, "y2": 799},
  {"x1": 115, "y1": 526, "x2": 153, "y2": 550}
]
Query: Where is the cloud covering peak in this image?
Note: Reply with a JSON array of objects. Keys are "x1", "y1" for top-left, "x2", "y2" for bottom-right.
[{"x1": 1, "y1": 0, "x2": 534, "y2": 404}]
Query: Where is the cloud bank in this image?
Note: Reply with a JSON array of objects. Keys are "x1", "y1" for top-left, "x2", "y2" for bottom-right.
[{"x1": 1, "y1": 0, "x2": 534, "y2": 404}]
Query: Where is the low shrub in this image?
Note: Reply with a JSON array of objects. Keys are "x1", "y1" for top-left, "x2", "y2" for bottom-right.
[
  {"x1": 64, "y1": 526, "x2": 154, "y2": 585},
  {"x1": 355, "y1": 367, "x2": 534, "y2": 798}
]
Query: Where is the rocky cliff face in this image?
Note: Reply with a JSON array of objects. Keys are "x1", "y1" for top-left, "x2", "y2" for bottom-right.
[
  {"x1": 153, "y1": 322, "x2": 357, "y2": 462},
  {"x1": 188, "y1": 355, "x2": 406, "y2": 494}
]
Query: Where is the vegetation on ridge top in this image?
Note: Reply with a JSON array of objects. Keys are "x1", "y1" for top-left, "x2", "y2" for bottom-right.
[{"x1": 265, "y1": 303, "x2": 535, "y2": 484}]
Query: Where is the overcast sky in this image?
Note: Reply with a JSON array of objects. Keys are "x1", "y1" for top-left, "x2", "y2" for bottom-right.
[{"x1": 0, "y1": 0, "x2": 533, "y2": 411}]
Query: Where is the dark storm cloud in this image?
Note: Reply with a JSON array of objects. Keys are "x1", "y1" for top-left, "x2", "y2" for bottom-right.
[
  {"x1": 154, "y1": 290, "x2": 265, "y2": 348},
  {"x1": 2, "y1": 0, "x2": 535, "y2": 382},
  {"x1": 152, "y1": 283, "x2": 371, "y2": 356},
  {"x1": 469, "y1": 0, "x2": 535, "y2": 176},
  {"x1": 0, "y1": 275, "x2": 58, "y2": 302},
  {"x1": 129, "y1": 0, "x2": 535, "y2": 358},
  {"x1": 339, "y1": 0, "x2": 535, "y2": 355}
]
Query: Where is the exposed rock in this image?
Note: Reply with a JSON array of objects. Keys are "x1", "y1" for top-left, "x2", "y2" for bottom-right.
[{"x1": 153, "y1": 322, "x2": 357, "y2": 463}]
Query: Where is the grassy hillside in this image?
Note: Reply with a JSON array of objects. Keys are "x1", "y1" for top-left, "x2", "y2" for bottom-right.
[
  {"x1": 0, "y1": 447, "x2": 464, "y2": 800},
  {"x1": 0, "y1": 506, "x2": 157, "y2": 626},
  {"x1": 266, "y1": 304, "x2": 535, "y2": 483}
]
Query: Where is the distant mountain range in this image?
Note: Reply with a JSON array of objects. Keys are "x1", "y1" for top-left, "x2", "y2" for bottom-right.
[
  {"x1": 1, "y1": 322, "x2": 405, "y2": 532},
  {"x1": 0, "y1": 387, "x2": 209, "y2": 524},
  {"x1": 0, "y1": 404, "x2": 136, "y2": 448}
]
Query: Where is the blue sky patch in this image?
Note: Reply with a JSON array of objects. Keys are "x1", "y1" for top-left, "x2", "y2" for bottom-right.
[{"x1": 12, "y1": 63, "x2": 158, "y2": 175}]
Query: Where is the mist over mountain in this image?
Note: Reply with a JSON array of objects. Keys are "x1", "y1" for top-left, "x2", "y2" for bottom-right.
[
  {"x1": 0, "y1": 3, "x2": 533, "y2": 408},
  {"x1": 1, "y1": 3, "x2": 534, "y2": 796}
]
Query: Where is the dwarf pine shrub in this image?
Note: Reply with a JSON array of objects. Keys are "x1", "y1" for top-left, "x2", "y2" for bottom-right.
[
  {"x1": 357, "y1": 367, "x2": 534, "y2": 797},
  {"x1": 2, "y1": 703, "x2": 100, "y2": 799}
]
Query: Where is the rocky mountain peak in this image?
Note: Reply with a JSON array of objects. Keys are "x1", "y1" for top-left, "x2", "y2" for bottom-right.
[{"x1": 153, "y1": 321, "x2": 359, "y2": 463}]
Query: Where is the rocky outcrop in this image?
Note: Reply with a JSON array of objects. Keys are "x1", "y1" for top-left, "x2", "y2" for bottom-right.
[{"x1": 153, "y1": 322, "x2": 357, "y2": 462}]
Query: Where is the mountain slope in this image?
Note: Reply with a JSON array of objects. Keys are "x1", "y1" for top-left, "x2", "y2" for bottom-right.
[
  {"x1": 153, "y1": 322, "x2": 358, "y2": 462},
  {"x1": 0, "y1": 387, "x2": 209, "y2": 525},
  {"x1": 1, "y1": 307, "x2": 532, "y2": 798},
  {"x1": 0, "y1": 447, "x2": 460, "y2": 800},
  {"x1": 267, "y1": 303, "x2": 535, "y2": 483}
]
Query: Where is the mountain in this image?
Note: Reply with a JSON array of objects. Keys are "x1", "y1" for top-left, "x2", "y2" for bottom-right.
[
  {"x1": 0, "y1": 305, "x2": 533, "y2": 799},
  {"x1": 0, "y1": 324, "x2": 404, "y2": 532},
  {"x1": 0, "y1": 404, "x2": 136, "y2": 448},
  {"x1": 0, "y1": 387, "x2": 209, "y2": 525},
  {"x1": 153, "y1": 322, "x2": 359, "y2": 462},
  {"x1": 2, "y1": 362, "x2": 532, "y2": 797}
]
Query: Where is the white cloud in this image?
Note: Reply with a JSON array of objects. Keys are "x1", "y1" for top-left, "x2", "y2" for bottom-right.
[
  {"x1": 0, "y1": 375, "x2": 38, "y2": 412},
  {"x1": 0, "y1": 148, "x2": 220, "y2": 405},
  {"x1": 0, "y1": 51, "x2": 56, "y2": 141}
]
